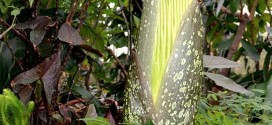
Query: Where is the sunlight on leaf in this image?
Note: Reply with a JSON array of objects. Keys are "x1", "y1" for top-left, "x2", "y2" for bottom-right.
[
  {"x1": 80, "y1": 117, "x2": 111, "y2": 125},
  {"x1": 29, "y1": 0, "x2": 34, "y2": 7},
  {"x1": 203, "y1": 55, "x2": 242, "y2": 68}
]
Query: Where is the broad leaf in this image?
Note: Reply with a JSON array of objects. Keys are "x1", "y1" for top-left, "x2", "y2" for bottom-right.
[
  {"x1": 229, "y1": 0, "x2": 239, "y2": 14},
  {"x1": 41, "y1": 51, "x2": 62, "y2": 104},
  {"x1": 72, "y1": 85, "x2": 94, "y2": 100},
  {"x1": 79, "y1": 117, "x2": 111, "y2": 125},
  {"x1": 265, "y1": 76, "x2": 272, "y2": 104},
  {"x1": 30, "y1": 28, "x2": 46, "y2": 47},
  {"x1": 204, "y1": 72, "x2": 253, "y2": 95},
  {"x1": 11, "y1": 53, "x2": 57, "y2": 86},
  {"x1": 0, "y1": 42, "x2": 14, "y2": 88},
  {"x1": 58, "y1": 23, "x2": 84, "y2": 45},
  {"x1": 203, "y1": 55, "x2": 241, "y2": 68},
  {"x1": 241, "y1": 40, "x2": 260, "y2": 61},
  {"x1": 15, "y1": 16, "x2": 51, "y2": 29},
  {"x1": 257, "y1": 0, "x2": 266, "y2": 14},
  {"x1": 11, "y1": 51, "x2": 62, "y2": 104},
  {"x1": 7, "y1": 38, "x2": 26, "y2": 58},
  {"x1": 13, "y1": 84, "x2": 33, "y2": 104}
]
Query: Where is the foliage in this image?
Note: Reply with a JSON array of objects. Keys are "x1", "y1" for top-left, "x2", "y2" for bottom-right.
[
  {"x1": 124, "y1": 0, "x2": 203, "y2": 124},
  {"x1": 0, "y1": 89, "x2": 34, "y2": 125},
  {"x1": 0, "y1": 0, "x2": 271, "y2": 124},
  {"x1": 0, "y1": 0, "x2": 133, "y2": 124},
  {"x1": 196, "y1": 91, "x2": 272, "y2": 125},
  {"x1": 79, "y1": 117, "x2": 111, "y2": 125}
]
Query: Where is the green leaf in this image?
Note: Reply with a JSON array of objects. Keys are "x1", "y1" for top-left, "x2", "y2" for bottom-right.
[
  {"x1": 203, "y1": 55, "x2": 242, "y2": 68},
  {"x1": 29, "y1": 0, "x2": 34, "y2": 7},
  {"x1": 224, "y1": 23, "x2": 238, "y2": 33},
  {"x1": 110, "y1": 37, "x2": 128, "y2": 48},
  {"x1": 0, "y1": 42, "x2": 14, "y2": 89},
  {"x1": 241, "y1": 40, "x2": 260, "y2": 61},
  {"x1": 204, "y1": 72, "x2": 253, "y2": 95},
  {"x1": 3, "y1": 0, "x2": 12, "y2": 6},
  {"x1": 72, "y1": 85, "x2": 94, "y2": 100},
  {"x1": 206, "y1": 24, "x2": 219, "y2": 42},
  {"x1": 257, "y1": 0, "x2": 266, "y2": 14},
  {"x1": 11, "y1": 8, "x2": 20, "y2": 16},
  {"x1": 0, "y1": 2, "x2": 8, "y2": 13},
  {"x1": 133, "y1": 15, "x2": 140, "y2": 28},
  {"x1": 215, "y1": 38, "x2": 233, "y2": 50},
  {"x1": 262, "y1": 13, "x2": 271, "y2": 22},
  {"x1": 229, "y1": 0, "x2": 239, "y2": 14},
  {"x1": 79, "y1": 117, "x2": 111, "y2": 125},
  {"x1": 265, "y1": 76, "x2": 272, "y2": 103}
]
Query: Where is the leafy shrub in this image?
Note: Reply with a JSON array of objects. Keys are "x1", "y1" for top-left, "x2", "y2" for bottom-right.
[
  {"x1": 196, "y1": 91, "x2": 272, "y2": 125},
  {"x1": 0, "y1": 89, "x2": 34, "y2": 125}
]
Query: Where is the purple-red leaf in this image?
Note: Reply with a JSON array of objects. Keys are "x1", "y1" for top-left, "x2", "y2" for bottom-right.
[
  {"x1": 11, "y1": 53, "x2": 56, "y2": 86},
  {"x1": 11, "y1": 51, "x2": 62, "y2": 104},
  {"x1": 58, "y1": 23, "x2": 83, "y2": 45},
  {"x1": 15, "y1": 16, "x2": 51, "y2": 29},
  {"x1": 41, "y1": 51, "x2": 62, "y2": 104}
]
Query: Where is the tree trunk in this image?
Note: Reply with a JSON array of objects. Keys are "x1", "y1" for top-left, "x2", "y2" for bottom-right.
[{"x1": 124, "y1": 0, "x2": 204, "y2": 124}]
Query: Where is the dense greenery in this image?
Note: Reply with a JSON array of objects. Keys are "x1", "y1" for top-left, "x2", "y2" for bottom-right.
[
  {"x1": 0, "y1": 89, "x2": 34, "y2": 125},
  {"x1": 0, "y1": 0, "x2": 271, "y2": 124}
]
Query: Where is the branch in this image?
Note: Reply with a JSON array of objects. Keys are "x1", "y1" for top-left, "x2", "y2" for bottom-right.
[
  {"x1": 106, "y1": 48, "x2": 127, "y2": 77},
  {"x1": 221, "y1": 0, "x2": 257, "y2": 76},
  {"x1": 0, "y1": 24, "x2": 15, "y2": 39},
  {"x1": 77, "y1": 0, "x2": 91, "y2": 31},
  {"x1": 249, "y1": 0, "x2": 258, "y2": 21},
  {"x1": 66, "y1": 0, "x2": 79, "y2": 24},
  {"x1": 0, "y1": 18, "x2": 29, "y2": 42}
]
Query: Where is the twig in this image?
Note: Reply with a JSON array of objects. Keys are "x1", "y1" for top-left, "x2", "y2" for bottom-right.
[
  {"x1": 0, "y1": 24, "x2": 15, "y2": 39},
  {"x1": 135, "y1": 0, "x2": 142, "y2": 12},
  {"x1": 66, "y1": 0, "x2": 79, "y2": 24},
  {"x1": 0, "y1": 18, "x2": 29, "y2": 42},
  {"x1": 55, "y1": 0, "x2": 59, "y2": 31},
  {"x1": 249, "y1": 0, "x2": 258, "y2": 21},
  {"x1": 220, "y1": 0, "x2": 257, "y2": 76},
  {"x1": 118, "y1": 0, "x2": 131, "y2": 61},
  {"x1": 65, "y1": 98, "x2": 87, "y2": 105},
  {"x1": 106, "y1": 48, "x2": 128, "y2": 77},
  {"x1": 66, "y1": 66, "x2": 79, "y2": 103},
  {"x1": 77, "y1": 0, "x2": 91, "y2": 31},
  {"x1": 85, "y1": 69, "x2": 91, "y2": 91}
]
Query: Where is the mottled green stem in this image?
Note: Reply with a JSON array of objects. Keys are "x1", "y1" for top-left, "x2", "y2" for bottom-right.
[{"x1": 125, "y1": 0, "x2": 203, "y2": 124}]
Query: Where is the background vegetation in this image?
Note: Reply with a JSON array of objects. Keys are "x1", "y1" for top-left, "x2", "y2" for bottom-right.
[{"x1": 0, "y1": 0, "x2": 271, "y2": 124}]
